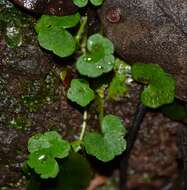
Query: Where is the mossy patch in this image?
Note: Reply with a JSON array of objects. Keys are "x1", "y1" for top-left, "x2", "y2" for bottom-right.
[
  {"x1": 20, "y1": 71, "x2": 59, "y2": 112},
  {"x1": 0, "y1": 0, "x2": 32, "y2": 48}
]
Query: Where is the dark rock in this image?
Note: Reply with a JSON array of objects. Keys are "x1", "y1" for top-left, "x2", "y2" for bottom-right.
[
  {"x1": 99, "y1": 0, "x2": 187, "y2": 101},
  {"x1": 11, "y1": 0, "x2": 78, "y2": 15}
]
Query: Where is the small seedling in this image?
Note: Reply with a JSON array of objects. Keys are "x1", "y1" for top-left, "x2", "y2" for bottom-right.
[{"x1": 108, "y1": 59, "x2": 128, "y2": 100}]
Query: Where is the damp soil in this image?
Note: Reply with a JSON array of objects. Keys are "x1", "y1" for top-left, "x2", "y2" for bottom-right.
[{"x1": 0, "y1": 1, "x2": 185, "y2": 190}]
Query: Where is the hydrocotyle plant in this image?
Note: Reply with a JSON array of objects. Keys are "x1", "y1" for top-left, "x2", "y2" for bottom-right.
[{"x1": 25, "y1": 0, "x2": 176, "y2": 185}]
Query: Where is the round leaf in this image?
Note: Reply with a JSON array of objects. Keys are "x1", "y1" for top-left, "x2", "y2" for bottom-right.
[
  {"x1": 84, "y1": 114, "x2": 127, "y2": 162},
  {"x1": 38, "y1": 27, "x2": 76, "y2": 58},
  {"x1": 87, "y1": 34, "x2": 114, "y2": 55},
  {"x1": 67, "y1": 79, "x2": 95, "y2": 107},
  {"x1": 76, "y1": 34, "x2": 115, "y2": 78}
]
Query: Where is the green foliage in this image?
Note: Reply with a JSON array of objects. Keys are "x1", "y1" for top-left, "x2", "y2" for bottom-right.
[
  {"x1": 67, "y1": 79, "x2": 95, "y2": 107},
  {"x1": 162, "y1": 101, "x2": 187, "y2": 120},
  {"x1": 28, "y1": 3, "x2": 177, "y2": 185},
  {"x1": 132, "y1": 63, "x2": 175, "y2": 108},
  {"x1": 57, "y1": 152, "x2": 92, "y2": 190},
  {"x1": 26, "y1": 152, "x2": 92, "y2": 190},
  {"x1": 108, "y1": 59, "x2": 128, "y2": 100},
  {"x1": 73, "y1": 0, "x2": 104, "y2": 7},
  {"x1": 27, "y1": 131, "x2": 70, "y2": 178},
  {"x1": 35, "y1": 13, "x2": 80, "y2": 57},
  {"x1": 76, "y1": 33, "x2": 115, "y2": 77},
  {"x1": 84, "y1": 115, "x2": 127, "y2": 162}
]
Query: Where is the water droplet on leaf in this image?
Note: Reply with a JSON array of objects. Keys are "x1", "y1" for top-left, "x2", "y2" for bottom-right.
[{"x1": 96, "y1": 65, "x2": 102, "y2": 69}]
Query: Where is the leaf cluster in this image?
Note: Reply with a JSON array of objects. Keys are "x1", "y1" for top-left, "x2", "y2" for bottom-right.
[
  {"x1": 27, "y1": 131, "x2": 70, "y2": 178},
  {"x1": 132, "y1": 63, "x2": 175, "y2": 108}
]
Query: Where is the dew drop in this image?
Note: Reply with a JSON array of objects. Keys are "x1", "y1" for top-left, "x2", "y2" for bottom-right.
[
  {"x1": 87, "y1": 57, "x2": 92, "y2": 62},
  {"x1": 96, "y1": 65, "x2": 102, "y2": 69},
  {"x1": 38, "y1": 155, "x2": 45, "y2": 160}
]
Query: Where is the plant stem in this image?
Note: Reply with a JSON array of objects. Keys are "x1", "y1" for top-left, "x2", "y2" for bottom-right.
[
  {"x1": 99, "y1": 97, "x2": 104, "y2": 125},
  {"x1": 79, "y1": 110, "x2": 88, "y2": 141},
  {"x1": 120, "y1": 102, "x2": 147, "y2": 190},
  {"x1": 75, "y1": 16, "x2": 88, "y2": 46}
]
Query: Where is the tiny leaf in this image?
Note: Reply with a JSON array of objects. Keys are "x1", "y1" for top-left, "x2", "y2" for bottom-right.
[
  {"x1": 67, "y1": 79, "x2": 95, "y2": 107},
  {"x1": 108, "y1": 59, "x2": 129, "y2": 100}
]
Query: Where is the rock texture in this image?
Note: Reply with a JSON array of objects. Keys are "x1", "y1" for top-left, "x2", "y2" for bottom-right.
[
  {"x1": 99, "y1": 0, "x2": 187, "y2": 101},
  {"x1": 11, "y1": 0, "x2": 78, "y2": 15}
]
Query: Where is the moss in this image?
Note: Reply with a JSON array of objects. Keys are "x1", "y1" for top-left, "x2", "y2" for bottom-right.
[
  {"x1": 0, "y1": 0, "x2": 32, "y2": 48},
  {"x1": 8, "y1": 115, "x2": 31, "y2": 129},
  {"x1": 20, "y1": 71, "x2": 59, "y2": 112}
]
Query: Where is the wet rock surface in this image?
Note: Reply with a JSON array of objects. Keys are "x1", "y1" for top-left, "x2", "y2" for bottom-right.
[
  {"x1": 0, "y1": 1, "x2": 184, "y2": 189},
  {"x1": 11, "y1": 0, "x2": 78, "y2": 16},
  {"x1": 99, "y1": 0, "x2": 187, "y2": 101},
  {"x1": 0, "y1": 1, "x2": 82, "y2": 187}
]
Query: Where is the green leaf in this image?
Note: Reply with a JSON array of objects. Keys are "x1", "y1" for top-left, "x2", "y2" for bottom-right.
[
  {"x1": 27, "y1": 131, "x2": 70, "y2": 178},
  {"x1": 162, "y1": 101, "x2": 187, "y2": 120},
  {"x1": 90, "y1": 0, "x2": 104, "y2": 6},
  {"x1": 108, "y1": 75, "x2": 127, "y2": 100},
  {"x1": 35, "y1": 13, "x2": 80, "y2": 58},
  {"x1": 73, "y1": 0, "x2": 88, "y2": 8},
  {"x1": 27, "y1": 152, "x2": 92, "y2": 190},
  {"x1": 27, "y1": 149, "x2": 59, "y2": 179},
  {"x1": 76, "y1": 34, "x2": 115, "y2": 78},
  {"x1": 84, "y1": 115, "x2": 127, "y2": 162},
  {"x1": 132, "y1": 64, "x2": 175, "y2": 108},
  {"x1": 67, "y1": 79, "x2": 95, "y2": 107},
  {"x1": 38, "y1": 27, "x2": 75, "y2": 58},
  {"x1": 108, "y1": 59, "x2": 129, "y2": 100},
  {"x1": 35, "y1": 13, "x2": 81, "y2": 33},
  {"x1": 57, "y1": 152, "x2": 92, "y2": 190},
  {"x1": 102, "y1": 115, "x2": 127, "y2": 134},
  {"x1": 28, "y1": 131, "x2": 70, "y2": 159}
]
